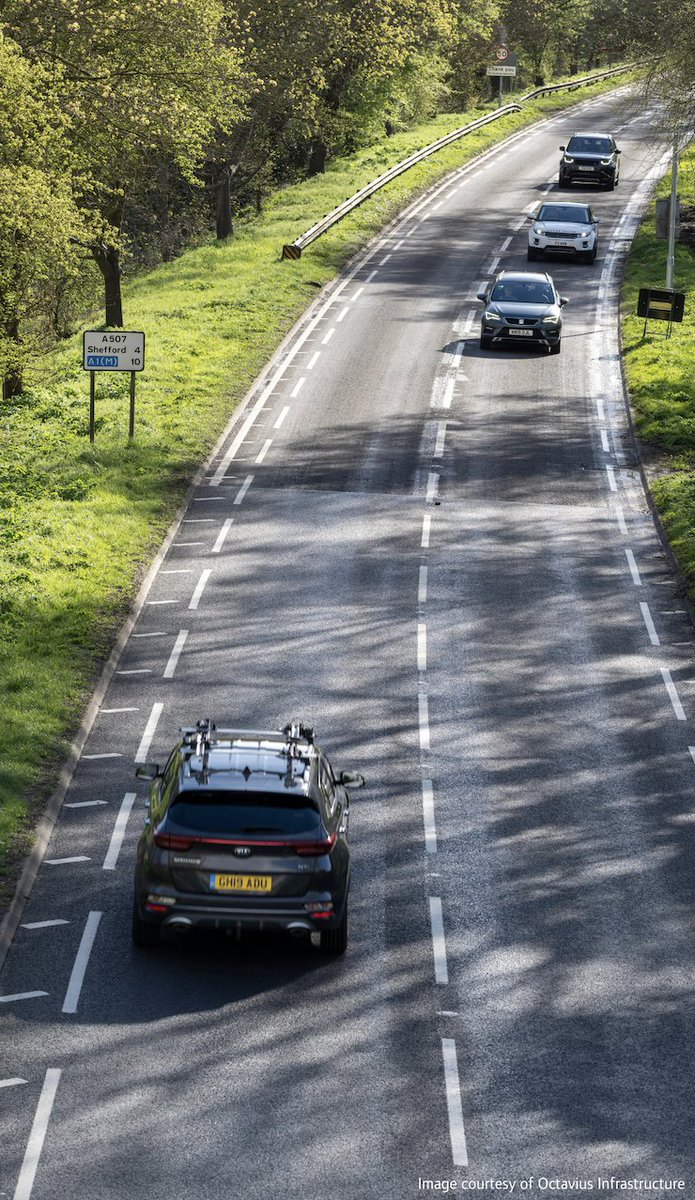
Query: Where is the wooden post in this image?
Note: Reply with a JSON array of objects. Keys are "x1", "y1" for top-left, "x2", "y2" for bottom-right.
[
  {"x1": 89, "y1": 371, "x2": 95, "y2": 442},
  {"x1": 129, "y1": 371, "x2": 136, "y2": 438}
]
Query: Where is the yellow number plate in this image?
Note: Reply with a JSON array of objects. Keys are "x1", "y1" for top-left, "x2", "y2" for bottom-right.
[{"x1": 210, "y1": 873, "x2": 272, "y2": 893}]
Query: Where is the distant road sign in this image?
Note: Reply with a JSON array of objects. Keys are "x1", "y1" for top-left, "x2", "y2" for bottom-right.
[
  {"x1": 486, "y1": 65, "x2": 517, "y2": 76},
  {"x1": 495, "y1": 45, "x2": 509, "y2": 60},
  {"x1": 82, "y1": 331, "x2": 145, "y2": 372},
  {"x1": 637, "y1": 287, "x2": 685, "y2": 323}
]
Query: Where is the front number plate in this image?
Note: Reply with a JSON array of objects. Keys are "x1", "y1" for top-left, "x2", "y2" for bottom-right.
[
  {"x1": 508, "y1": 329, "x2": 534, "y2": 337},
  {"x1": 578, "y1": 165, "x2": 594, "y2": 171},
  {"x1": 210, "y1": 873, "x2": 272, "y2": 893}
]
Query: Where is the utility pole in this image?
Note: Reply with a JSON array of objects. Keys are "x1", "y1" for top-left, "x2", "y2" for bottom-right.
[{"x1": 666, "y1": 136, "x2": 679, "y2": 289}]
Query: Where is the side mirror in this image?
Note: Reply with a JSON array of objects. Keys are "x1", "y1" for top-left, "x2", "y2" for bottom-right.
[
  {"x1": 339, "y1": 770, "x2": 365, "y2": 789},
  {"x1": 616, "y1": 148, "x2": 622, "y2": 154},
  {"x1": 476, "y1": 292, "x2": 486, "y2": 302},
  {"x1": 559, "y1": 297, "x2": 569, "y2": 307},
  {"x1": 135, "y1": 762, "x2": 160, "y2": 781},
  {"x1": 559, "y1": 145, "x2": 566, "y2": 152}
]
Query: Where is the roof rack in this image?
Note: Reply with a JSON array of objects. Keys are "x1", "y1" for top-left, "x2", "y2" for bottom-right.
[{"x1": 179, "y1": 717, "x2": 316, "y2": 784}]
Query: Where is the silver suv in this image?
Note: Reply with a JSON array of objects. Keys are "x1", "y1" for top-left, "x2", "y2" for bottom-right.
[{"x1": 528, "y1": 201, "x2": 598, "y2": 264}]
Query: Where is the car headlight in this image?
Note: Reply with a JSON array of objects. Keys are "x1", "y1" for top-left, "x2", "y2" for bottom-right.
[
  {"x1": 562, "y1": 155, "x2": 574, "y2": 163},
  {"x1": 600, "y1": 158, "x2": 612, "y2": 165},
  {"x1": 483, "y1": 310, "x2": 503, "y2": 322},
  {"x1": 533, "y1": 226, "x2": 543, "y2": 235},
  {"x1": 541, "y1": 315, "x2": 560, "y2": 325},
  {"x1": 582, "y1": 227, "x2": 593, "y2": 236}
]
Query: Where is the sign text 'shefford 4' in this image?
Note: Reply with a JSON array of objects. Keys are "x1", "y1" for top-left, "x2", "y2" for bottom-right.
[{"x1": 83, "y1": 330, "x2": 145, "y2": 372}]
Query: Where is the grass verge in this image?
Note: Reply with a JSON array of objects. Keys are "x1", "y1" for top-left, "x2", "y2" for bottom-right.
[
  {"x1": 621, "y1": 144, "x2": 695, "y2": 591},
  {"x1": 0, "y1": 67, "x2": 640, "y2": 908}
]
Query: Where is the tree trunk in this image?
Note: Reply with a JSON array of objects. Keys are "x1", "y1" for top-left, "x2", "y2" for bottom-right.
[
  {"x1": 2, "y1": 317, "x2": 23, "y2": 399},
  {"x1": 216, "y1": 169, "x2": 234, "y2": 239},
  {"x1": 92, "y1": 243, "x2": 124, "y2": 327},
  {"x1": 308, "y1": 139, "x2": 327, "y2": 176}
]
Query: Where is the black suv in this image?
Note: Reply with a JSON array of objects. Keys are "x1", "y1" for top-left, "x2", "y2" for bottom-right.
[
  {"x1": 559, "y1": 132, "x2": 621, "y2": 190},
  {"x1": 478, "y1": 270, "x2": 568, "y2": 355},
  {"x1": 132, "y1": 719, "x2": 364, "y2": 954}
]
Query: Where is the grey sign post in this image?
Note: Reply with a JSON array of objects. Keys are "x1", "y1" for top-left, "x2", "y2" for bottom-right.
[
  {"x1": 82, "y1": 331, "x2": 146, "y2": 441},
  {"x1": 486, "y1": 61, "x2": 517, "y2": 106}
]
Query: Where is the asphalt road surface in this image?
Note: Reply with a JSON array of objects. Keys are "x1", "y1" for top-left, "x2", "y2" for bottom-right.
[{"x1": 2, "y1": 88, "x2": 692, "y2": 1200}]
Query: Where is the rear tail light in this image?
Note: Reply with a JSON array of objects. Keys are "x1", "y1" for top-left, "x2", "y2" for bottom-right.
[
  {"x1": 153, "y1": 831, "x2": 193, "y2": 851},
  {"x1": 304, "y1": 901, "x2": 334, "y2": 912},
  {"x1": 294, "y1": 834, "x2": 337, "y2": 856}
]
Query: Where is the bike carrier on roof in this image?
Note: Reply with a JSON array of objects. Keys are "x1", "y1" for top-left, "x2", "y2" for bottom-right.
[{"x1": 178, "y1": 718, "x2": 317, "y2": 774}]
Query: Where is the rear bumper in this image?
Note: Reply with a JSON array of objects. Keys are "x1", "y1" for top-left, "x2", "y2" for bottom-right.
[{"x1": 135, "y1": 891, "x2": 347, "y2": 934}]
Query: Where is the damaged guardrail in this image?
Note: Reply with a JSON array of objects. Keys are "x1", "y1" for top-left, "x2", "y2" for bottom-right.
[{"x1": 281, "y1": 61, "x2": 644, "y2": 260}]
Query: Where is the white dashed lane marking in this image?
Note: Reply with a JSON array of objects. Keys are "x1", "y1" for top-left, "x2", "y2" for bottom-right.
[
  {"x1": 163, "y1": 630, "x2": 189, "y2": 679},
  {"x1": 661, "y1": 669, "x2": 686, "y2": 721}
]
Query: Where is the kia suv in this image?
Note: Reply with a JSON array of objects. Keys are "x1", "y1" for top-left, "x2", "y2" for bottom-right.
[
  {"x1": 558, "y1": 132, "x2": 620, "y2": 189},
  {"x1": 132, "y1": 719, "x2": 364, "y2": 953},
  {"x1": 528, "y1": 201, "x2": 598, "y2": 263},
  {"x1": 478, "y1": 271, "x2": 568, "y2": 355}
]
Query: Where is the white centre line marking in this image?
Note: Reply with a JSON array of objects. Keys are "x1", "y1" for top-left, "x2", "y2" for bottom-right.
[
  {"x1": 100, "y1": 707, "x2": 139, "y2": 714},
  {"x1": 440, "y1": 379, "x2": 455, "y2": 409},
  {"x1": 0, "y1": 992, "x2": 48, "y2": 1004},
  {"x1": 393, "y1": 238, "x2": 404, "y2": 250},
  {"x1": 596, "y1": 397, "x2": 606, "y2": 420},
  {"x1": 274, "y1": 406, "x2": 290, "y2": 431},
  {"x1": 499, "y1": 236, "x2": 512, "y2": 253},
  {"x1": 379, "y1": 254, "x2": 392, "y2": 266},
  {"x1": 163, "y1": 630, "x2": 189, "y2": 679},
  {"x1": 511, "y1": 216, "x2": 526, "y2": 232},
  {"x1": 661, "y1": 668, "x2": 686, "y2": 721},
  {"x1": 488, "y1": 255, "x2": 500, "y2": 274},
  {"x1": 434, "y1": 422, "x2": 447, "y2": 459},
  {"x1": 422, "y1": 779, "x2": 437, "y2": 853},
  {"x1": 103, "y1": 794, "x2": 137, "y2": 870},
  {"x1": 336, "y1": 305, "x2": 350, "y2": 322},
  {"x1": 351, "y1": 286, "x2": 365, "y2": 301},
  {"x1": 625, "y1": 548, "x2": 642, "y2": 586},
  {"x1": 307, "y1": 351, "x2": 321, "y2": 369},
  {"x1": 13, "y1": 1069, "x2": 61, "y2": 1200},
  {"x1": 418, "y1": 693, "x2": 430, "y2": 751},
  {"x1": 0, "y1": 1078, "x2": 27, "y2": 1088},
  {"x1": 255, "y1": 439, "x2": 273, "y2": 464},
  {"x1": 640, "y1": 602, "x2": 660, "y2": 645},
  {"x1": 614, "y1": 505, "x2": 628, "y2": 535},
  {"x1": 290, "y1": 377, "x2": 305, "y2": 398},
  {"x1": 62, "y1": 911, "x2": 102, "y2": 1014},
  {"x1": 189, "y1": 569, "x2": 211, "y2": 610},
  {"x1": 234, "y1": 475, "x2": 253, "y2": 505},
  {"x1": 45, "y1": 857, "x2": 89, "y2": 866},
  {"x1": 63, "y1": 801, "x2": 106, "y2": 809},
  {"x1": 81, "y1": 753, "x2": 122, "y2": 761},
  {"x1": 135, "y1": 701, "x2": 163, "y2": 763},
  {"x1": 418, "y1": 566, "x2": 428, "y2": 605},
  {"x1": 212, "y1": 518, "x2": 234, "y2": 554},
  {"x1": 321, "y1": 327, "x2": 335, "y2": 345},
  {"x1": 418, "y1": 623, "x2": 427, "y2": 672},
  {"x1": 21, "y1": 920, "x2": 69, "y2": 930},
  {"x1": 441, "y1": 1039, "x2": 468, "y2": 1166},
  {"x1": 606, "y1": 466, "x2": 618, "y2": 491},
  {"x1": 429, "y1": 897, "x2": 449, "y2": 984},
  {"x1": 426, "y1": 472, "x2": 439, "y2": 503},
  {"x1": 601, "y1": 430, "x2": 610, "y2": 452},
  {"x1": 421, "y1": 514, "x2": 431, "y2": 549},
  {"x1": 365, "y1": 269, "x2": 378, "y2": 283}
]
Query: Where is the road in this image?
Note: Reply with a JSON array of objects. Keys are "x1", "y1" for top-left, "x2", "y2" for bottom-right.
[{"x1": 2, "y1": 87, "x2": 693, "y2": 1200}]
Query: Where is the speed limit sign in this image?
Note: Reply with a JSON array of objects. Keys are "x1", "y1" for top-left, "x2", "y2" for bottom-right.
[{"x1": 495, "y1": 45, "x2": 509, "y2": 60}]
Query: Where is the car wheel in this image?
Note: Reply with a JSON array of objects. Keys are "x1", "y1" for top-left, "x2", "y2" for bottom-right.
[
  {"x1": 582, "y1": 250, "x2": 595, "y2": 265},
  {"x1": 549, "y1": 341, "x2": 561, "y2": 356},
  {"x1": 604, "y1": 178, "x2": 615, "y2": 191},
  {"x1": 558, "y1": 176, "x2": 570, "y2": 188},
  {"x1": 527, "y1": 247, "x2": 539, "y2": 261},
  {"x1": 320, "y1": 904, "x2": 348, "y2": 955},
  {"x1": 132, "y1": 898, "x2": 160, "y2": 946},
  {"x1": 479, "y1": 335, "x2": 492, "y2": 350}
]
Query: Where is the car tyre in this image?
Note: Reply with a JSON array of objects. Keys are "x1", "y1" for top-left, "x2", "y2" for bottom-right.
[
  {"x1": 582, "y1": 249, "x2": 596, "y2": 265},
  {"x1": 479, "y1": 335, "x2": 492, "y2": 350},
  {"x1": 527, "y1": 247, "x2": 540, "y2": 261},
  {"x1": 603, "y1": 178, "x2": 615, "y2": 191},
  {"x1": 549, "y1": 341, "x2": 561, "y2": 356},
  {"x1": 132, "y1": 898, "x2": 160, "y2": 946},
  {"x1": 558, "y1": 176, "x2": 570, "y2": 188},
  {"x1": 319, "y1": 905, "x2": 348, "y2": 955}
]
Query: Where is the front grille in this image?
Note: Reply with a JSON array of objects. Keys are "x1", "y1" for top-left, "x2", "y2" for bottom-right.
[
  {"x1": 506, "y1": 317, "x2": 540, "y2": 327},
  {"x1": 545, "y1": 230, "x2": 580, "y2": 239}
]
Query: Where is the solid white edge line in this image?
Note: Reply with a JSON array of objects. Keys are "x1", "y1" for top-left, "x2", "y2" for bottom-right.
[
  {"x1": 625, "y1": 548, "x2": 642, "y2": 586},
  {"x1": 102, "y1": 793, "x2": 137, "y2": 871},
  {"x1": 429, "y1": 897, "x2": 449, "y2": 984},
  {"x1": 188, "y1": 568, "x2": 212, "y2": 610},
  {"x1": 422, "y1": 779, "x2": 437, "y2": 853},
  {"x1": 421, "y1": 514, "x2": 431, "y2": 549},
  {"x1": 211, "y1": 518, "x2": 234, "y2": 555},
  {"x1": 441, "y1": 1039, "x2": 468, "y2": 1166},
  {"x1": 12, "y1": 1067, "x2": 61, "y2": 1200},
  {"x1": 418, "y1": 693, "x2": 430, "y2": 751},
  {"x1": 62, "y1": 911, "x2": 102, "y2": 1014},
  {"x1": 418, "y1": 566, "x2": 428, "y2": 605},
  {"x1": 418, "y1": 623, "x2": 427, "y2": 672},
  {"x1": 661, "y1": 668, "x2": 686, "y2": 721},
  {"x1": 639, "y1": 602, "x2": 660, "y2": 646},
  {"x1": 134, "y1": 702, "x2": 163, "y2": 764},
  {"x1": 234, "y1": 475, "x2": 253, "y2": 505},
  {"x1": 255, "y1": 438, "x2": 273, "y2": 464}
]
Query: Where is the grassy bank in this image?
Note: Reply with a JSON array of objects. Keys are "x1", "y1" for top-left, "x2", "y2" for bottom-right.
[
  {"x1": 0, "y1": 68, "x2": 639, "y2": 906},
  {"x1": 622, "y1": 144, "x2": 695, "y2": 589}
]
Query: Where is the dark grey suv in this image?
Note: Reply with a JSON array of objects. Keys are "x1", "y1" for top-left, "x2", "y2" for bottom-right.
[
  {"x1": 478, "y1": 271, "x2": 568, "y2": 355},
  {"x1": 132, "y1": 719, "x2": 364, "y2": 954},
  {"x1": 559, "y1": 132, "x2": 621, "y2": 189}
]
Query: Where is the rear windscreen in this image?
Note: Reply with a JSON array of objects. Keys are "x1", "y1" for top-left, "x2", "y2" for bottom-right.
[{"x1": 168, "y1": 791, "x2": 320, "y2": 836}]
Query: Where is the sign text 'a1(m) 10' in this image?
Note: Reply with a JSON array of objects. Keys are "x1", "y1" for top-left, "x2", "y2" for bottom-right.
[{"x1": 82, "y1": 331, "x2": 145, "y2": 372}]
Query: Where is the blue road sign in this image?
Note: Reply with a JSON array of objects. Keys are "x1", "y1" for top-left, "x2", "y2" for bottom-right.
[{"x1": 86, "y1": 355, "x2": 119, "y2": 368}]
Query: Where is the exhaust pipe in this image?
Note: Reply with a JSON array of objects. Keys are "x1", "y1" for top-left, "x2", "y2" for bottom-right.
[
  {"x1": 287, "y1": 921, "x2": 313, "y2": 938},
  {"x1": 165, "y1": 916, "x2": 193, "y2": 930}
]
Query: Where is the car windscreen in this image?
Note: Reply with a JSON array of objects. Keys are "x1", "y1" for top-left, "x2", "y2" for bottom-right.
[
  {"x1": 491, "y1": 281, "x2": 554, "y2": 305},
  {"x1": 567, "y1": 136, "x2": 612, "y2": 155},
  {"x1": 168, "y1": 792, "x2": 320, "y2": 836},
  {"x1": 538, "y1": 205, "x2": 589, "y2": 223}
]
